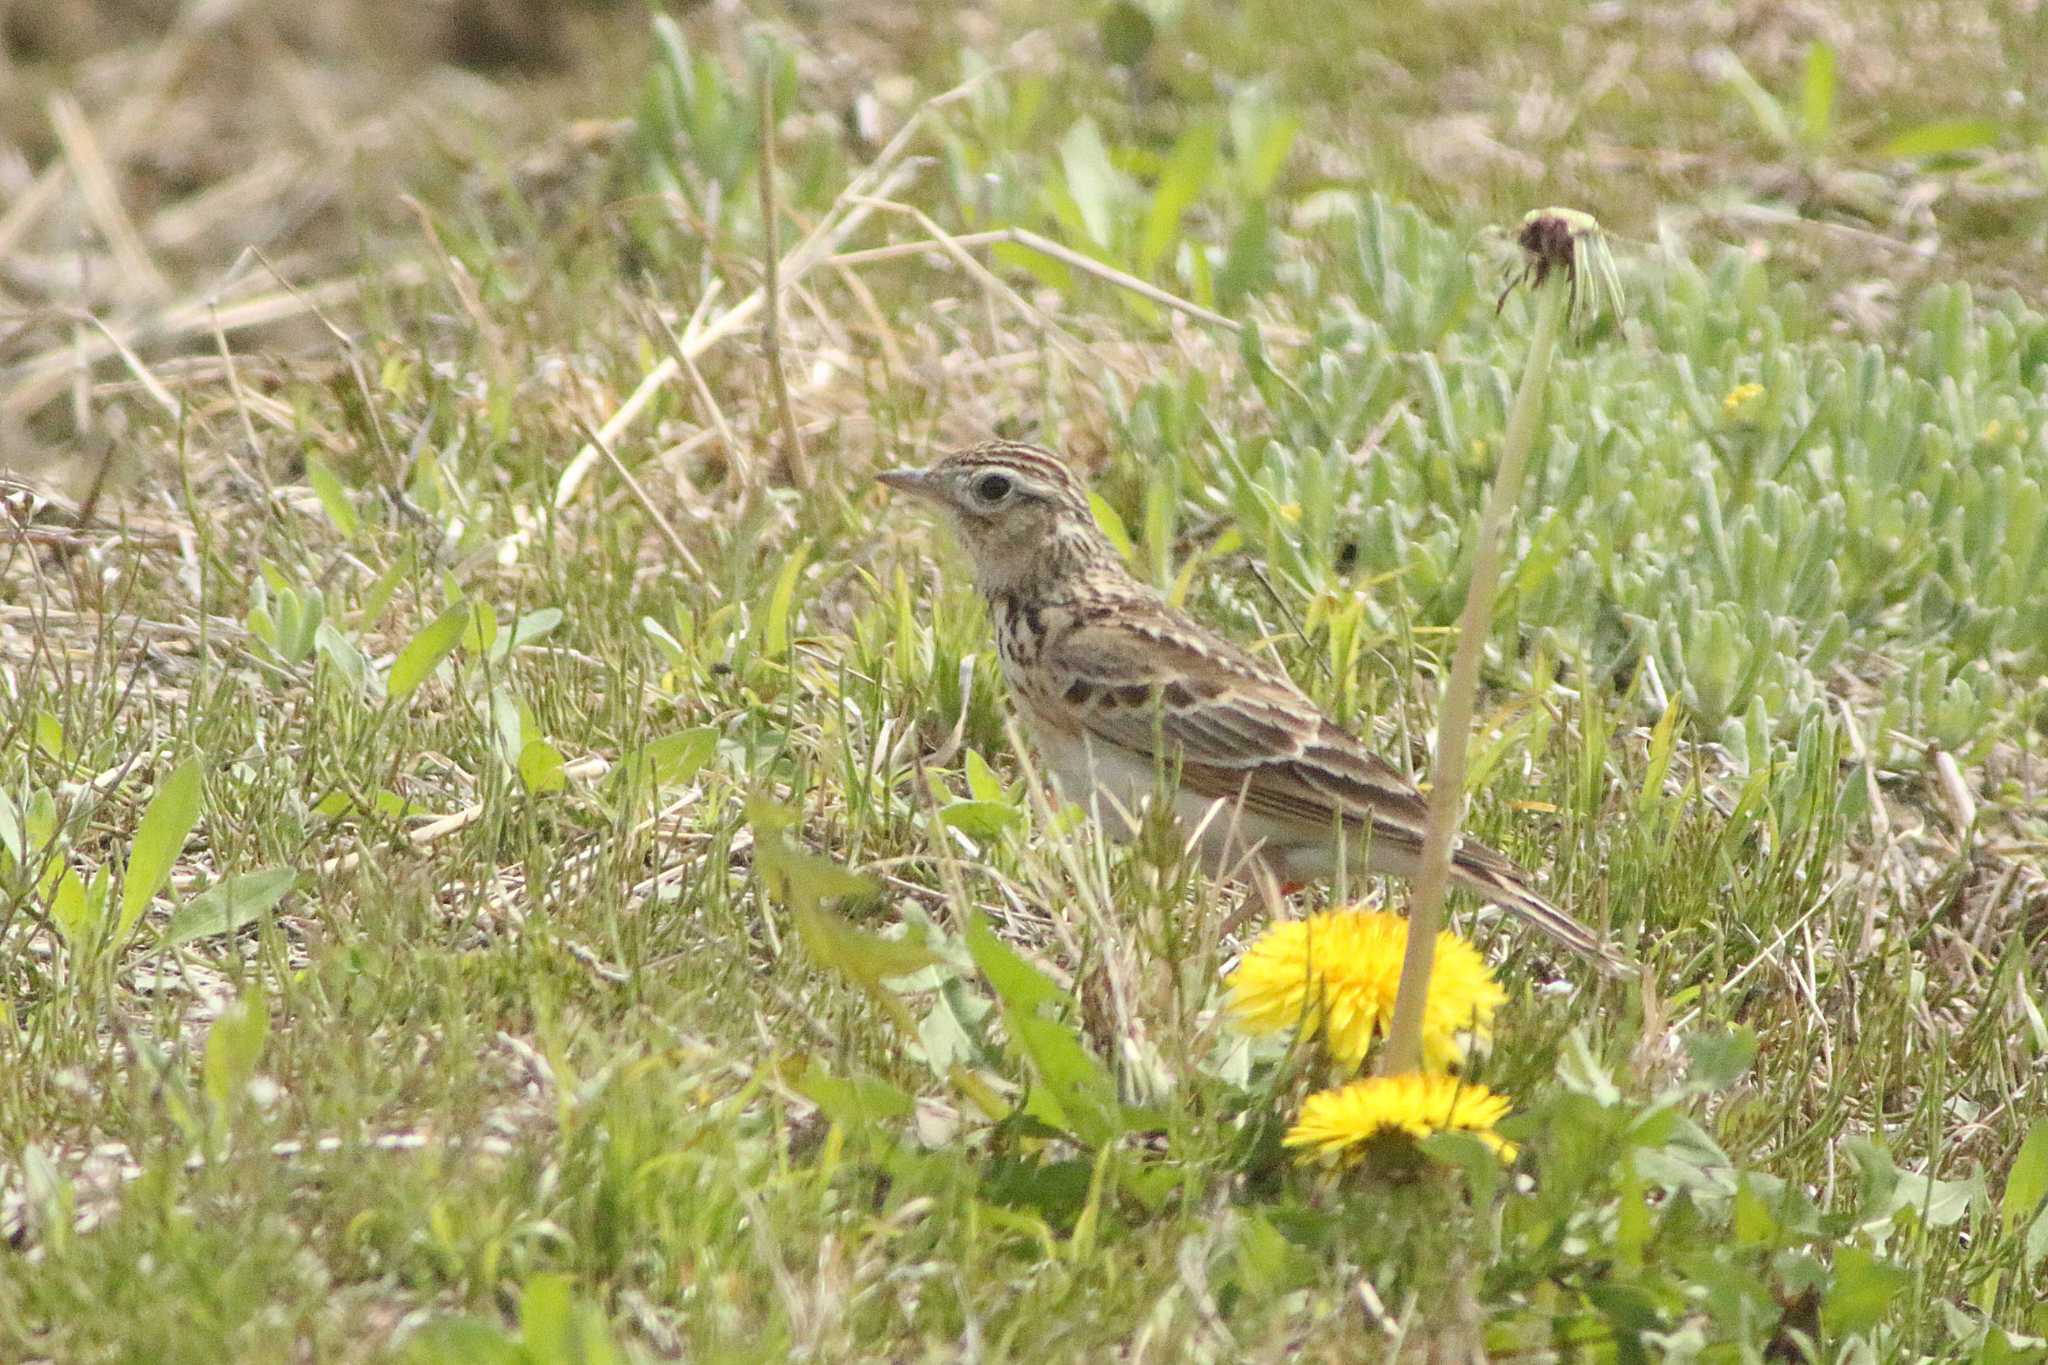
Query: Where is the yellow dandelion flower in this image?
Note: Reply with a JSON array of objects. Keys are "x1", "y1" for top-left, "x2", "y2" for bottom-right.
[
  {"x1": 1285, "y1": 1072, "x2": 1517, "y2": 1164},
  {"x1": 1225, "y1": 909, "x2": 1505, "y2": 1072},
  {"x1": 1721, "y1": 382, "x2": 1765, "y2": 416}
]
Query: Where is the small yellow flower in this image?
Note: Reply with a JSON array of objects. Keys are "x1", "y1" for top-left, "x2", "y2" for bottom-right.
[
  {"x1": 1285, "y1": 1072, "x2": 1517, "y2": 1164},
  {"x1": 1225, "y1": 909, "x2": 1505, "y2": 1071},
  {"x1": 1721, "y1": 382, "x2": 1765, "y2": 417}
]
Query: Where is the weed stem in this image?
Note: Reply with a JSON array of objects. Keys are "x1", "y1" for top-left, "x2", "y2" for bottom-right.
[{"x1": 1378, "y1": 222, "x2": 1572, "y2": 1076}]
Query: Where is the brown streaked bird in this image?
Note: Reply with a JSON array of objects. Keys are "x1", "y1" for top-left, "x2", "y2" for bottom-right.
[{"x1": 879, "y1": 439, "x2": 1632, "y2": 976}]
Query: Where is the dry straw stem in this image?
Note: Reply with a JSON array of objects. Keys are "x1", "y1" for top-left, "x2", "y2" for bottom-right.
[
  {"x1": 316, "y1": 754, "x2": 611, "y2": 880},
  {"x1": 1377, "y1": 211, "x2": 1585, "y2": 1078},
  {"x1": 574, "y1": 417, "x2": 707, "y2": 582},
  {"x1": 47, "y1": 92, "x2": 173, "y2": 304},
  {"x1": 0, "y1": 32, "x2": 191, "y2": 263},
  {"x1": 757, "y1": 68, "x2": 810, "y2": 493},
  {"x1": 3, "y1": 266, "x2": 428, "y2": 420},
  {"x1": 844, "y1": 196, "x2": 1103, "y2": 380},
  {"x1": 828, "y1": 225, "x2": 1255, "y2": 337},
  {"x1": 550, "y1": 62, "x2": 1005, "y2": 509}
]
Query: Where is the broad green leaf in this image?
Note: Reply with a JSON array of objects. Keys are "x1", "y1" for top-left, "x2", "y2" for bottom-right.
[
  {"x1": 1089, "y1": 492, "x2": 1135, "y2": 561},
  {"x1": 940, "y1": 799, "x2": 1021, "y2": 840},
  {"x1": 305, "y1": 455, "x2": 359, "y2": 538},
  {"x1": 1821, "y1": 1245, "x2": 1910, "y2": 1337},
  {"x1": 1007, "y1": 1010, "x2": 1119, "y2": 1147},
  {"x1": 275, "y1": 587, "x2": 322, "y2": 663},
  {"x1": 791, "y1": 904, "x2": 936, "y2": 987},
  {"x1": 1638, "y1": 698, "x2": 1680, "y2": 813},
  {"x1": 2003, "y1": 1121, "x2": 2048, "y2": 1234},
  {"x1": 1232, "y1": 1210, "x2": 1315, "y2": 1299},
  {"x1": 994, "y1": 236, "x2": 1075, "y2": 292},
  {"x1": 34, "y1": 709, "x2": 64, "y2": 760},
  {"x1": 1059, "y1": 118, "x2": 1119, "y2": 251},
  {"x1": 23, "y1": 788, "x2": 55, "y2": 854},
  {"x1": 641, "y1": 615, "x2": 687, "y2": 663},
  {"x1": 313, "y1": 622, "x2": 369, "y2": 692},
  {"x1": 761, "y1": 542, "x2": 810, "y2": 657},
  {"x1": 312, "y1": 792, "x2": 354, "y2": 820},
  {"x1": 517, "y1": 739, "x2": 568, "y2": 793},
  {"x1": 401, "y1": 1317, "x2": 524, "y2": 1365},
  {"x1": 1239, "y1": 108, "x2": 1299, "y2": 195},
  {"x1": 1217, "y1": 202, "x2": 1274, "y2": 310},
  {"x1": 750, "y1": 799, "x2": 880, "y2": 917},
  {"x1": 118, "y1": 759, "x2": 202, "y2": 942},
  {"x1": 389, "y1": 601, "x2": 472, "y2": 700},
  {"x1": 1684, "y1": 1027, "x2": 1758, "y2": 1093},
  {"x1": 1555, "y1": 1030, "x2": 1622, "y2": 1105},
  {"x1": 461, "y1": 603, "x2": 498, "y2": 655},
  {"x1": 492, "y1": 606, "x2": 564, "y2": 661},
  {"x1": 0, "y1": 788, "x2": 20, "y2": 863},
  {"x1": 203, "y1": 990, "x2": 270, "y2": 1111},
  {"x1": 1615, "y1": 1156, "x2": 1652, "y2": 1269},
  {"x1": 1421, "y1": 1130, "x2": 1504, "y2": 1204},
  {"x1": 1881, "y1": 118, "x2": 2001, "y2": 159},
  {"x1": 1894, "y1": 1166, "x2": 1984, "y2": 1229},
  {"x1": 757, "y1": 540, "x2": 811, "y2": 658},
  {"x1": 796, "y1": 1062, "x2": 915, "y2": 1127},
  {"x1": 490, "y1": 686, "x2": 523, "y2": 763},
  {"x1": 161, "y1": 867, "x2": 293, "y2": 949},
  {"x1": 359, "y1": 553, "x2": 410, "y2": 630},
  {"x1": 641, "y1": 727, "x2": 719, "y2": 789},
  {"x1": 965, "y1": 911, "x2": 1062, "y2": 1014},
  {"x1": 372, "y1": 789, "x2": 418, "y2": 821},
  {"x1": 765, "y1": 850, "x2": 878, "y2": 914},
  {"x1": 919, "y1": 980, "x2": 988, "y2": 1076},
  {"x1": 48, "y1": 866, "x2": 94, "y2": 947},
  {"x1": 1140, "y1": 120, "x2": 1220, "y2": 276},
  {"x1": 518, "y1": 1275, "x2": 574, "y2": 1365},
  {"x1": 964, "y1": 749, "x2": 1006, "y2": 803},
  {"x1": 1714, "y1": 47, "x2": 1792, "y2": 148},
  {"x1": 1799, "y1": 40, "x2": 1836, "y2": 149}
]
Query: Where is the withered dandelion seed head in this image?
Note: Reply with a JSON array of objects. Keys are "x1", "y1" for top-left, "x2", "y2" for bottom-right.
[{"x1": 1496, "y1": 207, "x2": 1624, "y2": 332}]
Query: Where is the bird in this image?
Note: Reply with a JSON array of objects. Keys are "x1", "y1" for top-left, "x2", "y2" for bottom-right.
[{"x1": 878, "y1": 438, "x2": 1632, "y2": 976}]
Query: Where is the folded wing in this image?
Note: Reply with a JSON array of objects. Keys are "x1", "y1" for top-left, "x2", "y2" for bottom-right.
[{"x1": 1041, "y1": 605, "x2": 1431, "y2": 855}]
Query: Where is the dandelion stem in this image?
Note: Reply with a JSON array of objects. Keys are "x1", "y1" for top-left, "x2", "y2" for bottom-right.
[
  {"x1": 759, "y1": 66, "x2": 811, "y2": 493},
  {"x1": 1379, "y1": 224, "x2": 1574, "y2": 1077}
]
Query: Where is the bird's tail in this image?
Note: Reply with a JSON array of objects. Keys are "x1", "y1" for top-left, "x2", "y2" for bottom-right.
[{"x1": 1451, "y1": 842, "x2": 1634, "y2": 979}]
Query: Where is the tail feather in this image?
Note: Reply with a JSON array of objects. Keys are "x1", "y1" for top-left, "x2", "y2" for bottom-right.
[{"x1": 1451, "y1": 844, "x2": 1634, "y2": 979}]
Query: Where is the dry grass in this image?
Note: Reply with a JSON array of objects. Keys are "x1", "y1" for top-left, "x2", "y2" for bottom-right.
[{"x1": 2, "y1": 1, "x2": 2046, "y2": 1358}]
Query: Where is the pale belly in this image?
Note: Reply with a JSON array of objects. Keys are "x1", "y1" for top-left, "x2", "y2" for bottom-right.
[
  {"x1": 1021, "y1": 719, "x2": 1418, "y2": 887},
  {"x1": 1025, "y1": 725, "x2": 1292, "y2": 880}
]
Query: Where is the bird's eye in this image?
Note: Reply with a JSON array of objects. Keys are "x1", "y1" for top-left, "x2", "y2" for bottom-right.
[{"x1": 974, "y1": 472, "x2": 1014, "y2": 503}]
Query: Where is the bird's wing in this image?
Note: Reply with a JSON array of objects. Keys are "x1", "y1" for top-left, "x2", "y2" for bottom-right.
[
  {"x1": 1038, "y1": 594, "x2": 1634, "y2": 975},
  {"x1": 1037, "y1": 600, "x2": 1431, "y2": 851}
]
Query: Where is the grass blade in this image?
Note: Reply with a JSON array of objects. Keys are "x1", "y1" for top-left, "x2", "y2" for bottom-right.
[{"x1": 117, "y1": 759, "x2": 202, "y2": 942}]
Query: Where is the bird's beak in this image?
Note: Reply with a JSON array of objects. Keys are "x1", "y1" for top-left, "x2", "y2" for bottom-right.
[{"x1": 877, "y1": 466, "x2": 937, "y2": 498}]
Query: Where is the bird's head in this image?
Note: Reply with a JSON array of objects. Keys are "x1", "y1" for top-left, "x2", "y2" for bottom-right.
[{"x1": 878, "y1": 440, "x2": 1113, "y2": 595}]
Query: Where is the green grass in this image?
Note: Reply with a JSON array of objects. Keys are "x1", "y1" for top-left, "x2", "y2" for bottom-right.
[{"x1": 3, "y1": 2, "x2": 2047, "y2": 1360}]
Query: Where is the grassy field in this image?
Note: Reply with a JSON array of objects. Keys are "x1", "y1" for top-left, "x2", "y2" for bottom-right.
[{"x1": 3, "y1": 1, "x2": 2046, "y2": 1359}]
